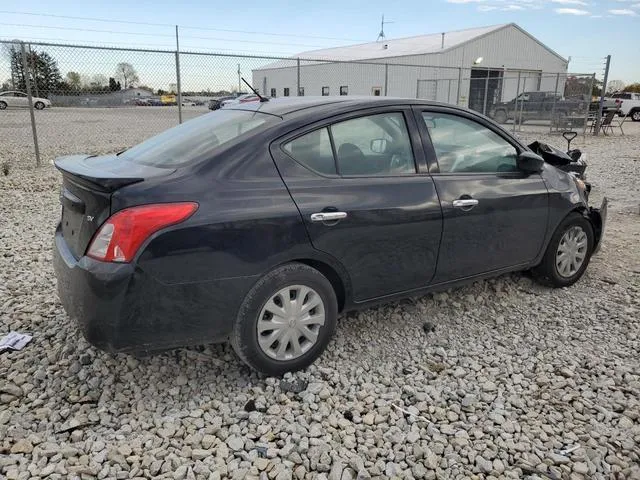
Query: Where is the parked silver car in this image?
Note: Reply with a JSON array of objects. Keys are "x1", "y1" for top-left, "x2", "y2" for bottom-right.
[{"x1": 0, "y1": 91, "x2": 51, "y2": 110}]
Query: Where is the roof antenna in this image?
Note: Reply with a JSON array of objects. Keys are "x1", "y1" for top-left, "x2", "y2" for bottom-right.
[
  {"x1": 241, "y1": 77, "x2": 268, "y2": 102},
  {"x1": 377, "y1": 14, "x2": 394, "y2": 42}
]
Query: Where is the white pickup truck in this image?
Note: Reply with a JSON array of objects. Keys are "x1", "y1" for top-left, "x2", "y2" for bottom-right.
[{"x1": 606, "y1": 92, "x2": 640, "y2": 121}]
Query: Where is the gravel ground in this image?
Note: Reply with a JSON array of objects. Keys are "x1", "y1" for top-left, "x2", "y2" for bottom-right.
[{"x1": 1, "y1": 108, "x2": 639, "y2": 480}]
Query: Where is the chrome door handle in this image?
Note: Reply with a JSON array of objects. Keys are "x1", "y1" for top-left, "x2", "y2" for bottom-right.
[
  {"x1": 310, "y1": 212, "x2": 348, "y2": 222},
  {"x1": 452, "y1": 199, "x2": 479, "y2": 208}
]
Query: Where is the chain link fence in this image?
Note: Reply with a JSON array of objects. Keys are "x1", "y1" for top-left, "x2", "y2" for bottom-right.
[{"x1": 0, "y1": 39, "x2": 597, "y2": 166}]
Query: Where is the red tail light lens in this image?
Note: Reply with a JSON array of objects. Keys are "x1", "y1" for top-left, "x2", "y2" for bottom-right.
[{"x1": 86, "y1": 202, "x2": 198, "y2": 263}]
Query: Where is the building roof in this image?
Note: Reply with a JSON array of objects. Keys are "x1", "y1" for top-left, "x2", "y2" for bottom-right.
[{"x1": 256, "y1": 23, "x2": 565, "y2": 70}]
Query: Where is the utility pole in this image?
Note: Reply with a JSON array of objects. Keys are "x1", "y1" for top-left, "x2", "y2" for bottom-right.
[{"x1": 594, "y1": 54, "x2": 611, "y2": 137}]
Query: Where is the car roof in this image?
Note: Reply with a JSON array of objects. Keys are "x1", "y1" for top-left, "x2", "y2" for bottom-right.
[{"x1": 230, "y1": 96, "x2": 459, "y2": 117}]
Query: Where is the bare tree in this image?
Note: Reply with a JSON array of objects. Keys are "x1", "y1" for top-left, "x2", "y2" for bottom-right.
[
  {"x1": 114, "y1": 62, "x2": 139, "y2": 89},
  {"x1": 606, "y1": 80, "x2": 625, "y2": 94}
]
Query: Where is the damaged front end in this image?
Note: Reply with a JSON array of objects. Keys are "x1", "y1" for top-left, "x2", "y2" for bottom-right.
[{"x1": 529, "y1": 133, "x2": 607, "y2": 254}]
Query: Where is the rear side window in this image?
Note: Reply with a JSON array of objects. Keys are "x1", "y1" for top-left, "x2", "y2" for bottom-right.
[
  {"x1": 283, "y1": 128, "x2": 336, "y2": 175},
  {"x1": 120, "y1": 110, "x2": 278, "y2": 167},
  {"x1": 283, "y1": 112, "x2": 416, "y2": 177}
]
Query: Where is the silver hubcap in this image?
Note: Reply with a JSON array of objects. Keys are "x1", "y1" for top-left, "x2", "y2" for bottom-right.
[
  {"x1": 257, "y1": 285, "x2": 325, "y2": 361},
  {"x1": 556, "y1": 226, "x2": 588, "y2": 278}
]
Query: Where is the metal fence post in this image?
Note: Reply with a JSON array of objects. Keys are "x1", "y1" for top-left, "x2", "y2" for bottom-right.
[
  {"x1": 550, "y1": 73, "x2": 559, "y2": 133},
  {"x1": 594, "y1": 55, "x2": 611, "y2": 137},
  {"x1": 513, "y1": 71, "x2": 521, "y2": 134},
  {"x1": 456, "y1": 67, "x2": 462, "y2": 106},
  {"x1": 20, "y1": 42, "x2": 41, "y2": 167},
  {"x1": 447, "y1": 79, "x2": 452, "y2": 104},
  {"x1": 297, "y1": 58, "x2": 301, "y2": 96},
  {"x1": 482, "y1": 73, "x2": 489, "y2": 116},
  {"x1": 175, "y1": 26, "x2": 183, "y2": 124},
  {"x1": 384, "y1": 64, "x2": 389, "y2": 96}
]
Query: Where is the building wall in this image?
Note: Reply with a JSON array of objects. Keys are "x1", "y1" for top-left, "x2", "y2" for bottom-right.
[{"x1": 252, "y1": 25, "x2": 568, "y2": 107}]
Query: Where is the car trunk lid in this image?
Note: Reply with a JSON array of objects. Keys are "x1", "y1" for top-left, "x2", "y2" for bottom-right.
[{"x1": 55, "y1": 154, "x2": 175, "y2": 259}]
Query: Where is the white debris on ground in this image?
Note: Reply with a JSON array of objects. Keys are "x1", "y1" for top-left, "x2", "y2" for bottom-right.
[{"x1": 1, "y1": 108, "x2": 639, "y2": 480}]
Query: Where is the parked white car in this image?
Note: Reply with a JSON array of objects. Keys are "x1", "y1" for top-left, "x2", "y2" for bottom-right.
[
  {"x1": 0, "y1": 91, "x2": 52, "y2": 110},
  {"x1": 606, "y1": 92, "x2": 640, "y2": 121}
]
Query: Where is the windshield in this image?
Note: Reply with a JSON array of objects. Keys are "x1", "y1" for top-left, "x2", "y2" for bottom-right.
[{"x1": 119, "y1": 109, "x2": 278, "y2": 167}]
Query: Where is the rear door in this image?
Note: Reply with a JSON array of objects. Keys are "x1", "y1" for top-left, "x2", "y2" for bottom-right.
[
  {"x1": 415, "y1": 107, "x2": 548, "y2": 283},
  {"x1": 13, "y1": 92, "x2": 29, "y2": 107},
  {"x1": 271, "y1": 107, "x2": 443, "y2": 302}
]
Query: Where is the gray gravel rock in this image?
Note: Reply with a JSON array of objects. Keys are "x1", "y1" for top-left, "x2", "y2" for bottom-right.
[{"x1": 1, "y1": 117, "x2": 639, "y2": 479}]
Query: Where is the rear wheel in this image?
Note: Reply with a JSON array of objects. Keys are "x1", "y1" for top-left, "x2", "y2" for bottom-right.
[
  {"x1": 0, "y1": 101, "x2": 7, "y2": 110},
  {"x1": 494, "y1": 109, "x2": 508, "y2": 124},
  {"x1": 532, "y1": 213, "x2": 594, "y2": 288},
  {"x1": 231, "y1": 263, "x2": 338, "y2": 375},
  {"x1": 34, "y1": 101, "x2": 45, "y2": 110},
  {"x1": 631, "y1": 109, "x2": 640, "y2": 122}
]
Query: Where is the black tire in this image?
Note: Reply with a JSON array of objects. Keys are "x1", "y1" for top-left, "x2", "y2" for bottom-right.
[
  {"x1": 631, "y1": 109, "x2": 640, "y2": 122},
  {"x1": 34, "y1": 102, "x2": 45, "y2": 110},
  {"x1": 230, "y1": 263, "x2": 338, "y2": 375},
  {"x1": 494, "y1": 110, "x2": 508, "y2": 124},
  {"x1": 0, "y1": 101, "x2": 6, "y2": 110},
  {"x1": 532, "y1": 212, "x2": 594, "y2": 288}
]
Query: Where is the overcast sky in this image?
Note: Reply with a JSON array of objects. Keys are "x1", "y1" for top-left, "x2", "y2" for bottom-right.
[{"x1": 1, "y1": 0, "x2": 638, "y2": 88}]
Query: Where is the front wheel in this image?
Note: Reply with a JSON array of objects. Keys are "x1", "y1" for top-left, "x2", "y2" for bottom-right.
[
  {"x1": 631, "y1": 110, "x2": 640, "y2": 122},
  {"x1": 231, "y1": 263, "x2": 338, "y2": 375},
  {"x1": 532, "y1": 213, "x2": 594, "y2": 288},
  {"x1": 34, "y1": 101, "x2": 45, "y2": 110},
  {"x1": 0, "y1": 101, "x2": 7, "y2": 110}
]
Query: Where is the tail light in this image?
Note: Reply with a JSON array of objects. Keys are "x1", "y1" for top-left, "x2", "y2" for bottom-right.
[{"x1": 86, "y1": 202, "x2": 198, "y2": 263}]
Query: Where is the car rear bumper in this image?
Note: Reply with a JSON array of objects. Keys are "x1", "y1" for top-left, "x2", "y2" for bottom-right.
[{"x1": 53, "y1": 225, "x2": 257, "y2": 353}]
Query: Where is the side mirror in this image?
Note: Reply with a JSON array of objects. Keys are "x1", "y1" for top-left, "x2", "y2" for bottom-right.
[
  {"x1": 517, "y1": 151, "x2": 545, "y2": 173},
  {"x1": 370, "y1": 138, "x2": 388, "y2": 154}
]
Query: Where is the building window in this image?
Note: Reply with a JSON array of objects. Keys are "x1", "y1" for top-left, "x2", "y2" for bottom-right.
[
  {"x1": 372, "y1": 87, "x2": 381, "y2": 96},
  {"x1": 298, "y1": 87, "x2": 305, "y2": 96},
  {"x1": 340, "y1": 86, "x2": 348, "y2": 96},
  {"x1": 322, "y1": 86, "x2": 329, "y2": 96},
  {"x1": 270, "y1": 88, "x2": 276, "y2": 98},
  {"x1": 284, "y1": 88, "x2": 290, "y2": 97}
]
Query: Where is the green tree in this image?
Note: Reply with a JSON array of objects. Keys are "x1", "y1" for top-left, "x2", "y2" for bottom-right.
[
  {"x1": 66, "y1": 71, "x2": 81, "y2": 90},
  {"x1": 108, "y1": 77, "x2": 121, "y2": 91},
  {"x1": 114, "y1": 62, "x2": 139, "y2": 89},
  {"x1": 10, "y1": 48, "x2": 62, "y2": 96},
  {"x1": 623, "y1": 83, "x2": 640, "y2": 93}
]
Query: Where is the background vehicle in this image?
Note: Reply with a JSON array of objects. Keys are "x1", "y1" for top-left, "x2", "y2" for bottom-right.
[
  {"x1": 208, "y1": 96, "x2": 236, "y2": 110},
  {"x1": 490, "y1": 91, "x2": 585, "y2": 123},
  {"x1": 606, "y1": 92, "x2": 640, "y2": 121},
  {"x1": 53, "y1": 97, "x2": 606, "y2": 375},
  {"x1": 0, "y1": 90, "x2": 51, "y2": 110},
  {"x1": 221, "y1": 94, "x2": 261, "y2": 107}
]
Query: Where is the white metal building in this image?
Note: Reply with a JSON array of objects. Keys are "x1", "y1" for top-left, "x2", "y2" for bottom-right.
[{"x1": 252, "y1": 23, "x2": 568, "y2": 111}]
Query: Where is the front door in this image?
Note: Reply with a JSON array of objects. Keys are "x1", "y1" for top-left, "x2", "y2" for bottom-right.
[
  {"x1": 415, "y1": 108, "x2": 549, "y2": 283},
  {"x1": 271, "y1": 108, "x2": 442, "y2": 301}
]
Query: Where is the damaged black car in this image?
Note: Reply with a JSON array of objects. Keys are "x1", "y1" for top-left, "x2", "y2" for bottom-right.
[{"x1": 53, "y1": 97, "x2": 607, "y2": 374}]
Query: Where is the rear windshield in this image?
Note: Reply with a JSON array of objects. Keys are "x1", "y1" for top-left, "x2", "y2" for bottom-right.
[{"x1": 119, "y1": 109, "x2": 278, "y2": 167}]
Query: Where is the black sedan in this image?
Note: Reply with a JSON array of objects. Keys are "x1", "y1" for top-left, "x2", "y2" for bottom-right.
[{"x1": 53, "y1": 97, "x2": 607, "y2": 375}]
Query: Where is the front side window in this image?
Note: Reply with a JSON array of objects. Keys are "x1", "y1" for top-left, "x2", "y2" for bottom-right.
[
  {"x1": 283, "y1": 127, "x2": 336, "y2": 176},
  {"x1": 422, "y1": 112, "x2": 518, "y2": 173},
  {"x1": 322, "y1": 86, "x2": 329, "y2": 96},
  {"x1": 340, "y1": 86, "x2": 348, "y2": 96},
  {"x1": 284, "y1": 88, "x2": 290, "y2": 97},
  {"x1": 120, "y1": 110, "x2": 278, "y2": 167},
  {"x1": 331, "y1": 112, "x2": 415, "y2": 176}
]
